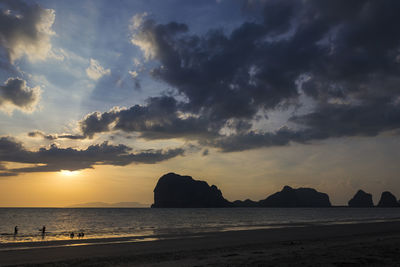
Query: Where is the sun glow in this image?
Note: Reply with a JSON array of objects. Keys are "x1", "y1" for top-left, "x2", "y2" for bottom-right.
[{"x1": 60, "y1": 170, "x2": 80, "y2": 176}]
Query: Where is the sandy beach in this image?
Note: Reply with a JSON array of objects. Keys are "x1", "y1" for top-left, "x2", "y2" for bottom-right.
[{"x1": 1, "y1": 220, "x2": 400, "y2": 266}]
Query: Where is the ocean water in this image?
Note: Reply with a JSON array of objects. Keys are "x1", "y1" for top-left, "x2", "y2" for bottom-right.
[{"x1": 1, "y1": 207, "x2": 400, "y2": 243}]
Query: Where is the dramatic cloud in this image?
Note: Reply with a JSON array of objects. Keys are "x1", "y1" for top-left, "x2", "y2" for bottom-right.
[
  {"x1": 0, "y1": 0, "x2": 55, "y2": 63},
  {"x1": 127, "y1": 0, "x2": 400, "y2": 150},
  {"x1": 86, "y1": 58, "x2": 111, "y2": 80},
  {"x1": 290, "y1": 100, "x2": 400, "y2": 139},
  {"x1": 208, "y1": 99, "x2": 400, "y2": 152},
  {"x1": 0, "y1": 78, "x2": 41, "y2": 112},
  {"x1": 39, "y1": 1, "x2": 400, "y2": 152},
  {"x1": 0, "y1": 137, "x2": 184, "y2": 176},
  {"x1": 205, "y1": 128, "x2": 297, "y2": 152},
  {"x1": 130, "y1": 12, "x2": 298, "y2": 121},
  {"x1": 27, "y1": 130, "x2": 84, "y2": 140},
  {"x1": 79, "y1": 96, "x2": 217, "y2": 140}
]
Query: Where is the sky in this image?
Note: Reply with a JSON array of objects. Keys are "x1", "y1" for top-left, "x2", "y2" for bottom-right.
[{"x1": 0, "y1": 0, "x2": 400, "y2": 207}]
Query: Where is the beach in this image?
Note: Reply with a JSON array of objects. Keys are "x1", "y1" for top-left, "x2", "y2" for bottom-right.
[{"x1": 1, "y1": 220, "x2": 400, "y2": 266}]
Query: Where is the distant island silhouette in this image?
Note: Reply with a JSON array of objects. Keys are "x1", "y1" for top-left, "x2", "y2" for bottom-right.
[
  {"x1": 348, "y1": 190, "x2": 374, "y2": 207},
  {"x1": 151, "y1": 173, "x2": 400, "y2": 208},
  {"x1": 151, "y1": 173, "x2": 232, "y2": 208},
  {"x1": 378, "y1": 192, "x2": 400, "y2": 207},
  {"x1": 234, "y1": 185, "x2": 331, "y2": 207},
  {"x1": 258, "y1": 185, "x2": 331, "y2": 207},
  {"x1": 68, "y1": 202, "x2": 149, "y2": 208}
]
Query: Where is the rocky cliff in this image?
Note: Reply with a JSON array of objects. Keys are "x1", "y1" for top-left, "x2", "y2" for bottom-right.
[
  {"x1": 151, "y1": 173, "x2": 232, "y2": 208},
  {"x1": 348, "y1": 190, "x2": 374, "y2": 207},
  {"x1": 377, "y1": 191, "x2": 399, "y2": 207},
  {"x1": 258, "y1": 185, "x2": 331, "y2": 207},
  {"x1": 152, "y1": 173, "x2": 333, "y2": 208}
]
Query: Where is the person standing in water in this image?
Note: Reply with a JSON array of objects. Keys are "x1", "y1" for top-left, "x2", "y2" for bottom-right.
[
  {"x1": 14, "y1": 226, "x2": 18, "y2": 235},
  {"x1": 41, "y1": 225, "x2": 46, "y2": 238}
]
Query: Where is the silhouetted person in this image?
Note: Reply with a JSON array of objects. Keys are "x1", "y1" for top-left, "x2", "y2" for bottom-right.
[
  {"x1": 70, "y1": 232, "x2": 74, "y2": 238},
  {"x1": 41, "y1": 225, "x2": 46, "y2": 239},
  {"x1": 14, "y1": 226, "x2": 18, "y2": 235}
]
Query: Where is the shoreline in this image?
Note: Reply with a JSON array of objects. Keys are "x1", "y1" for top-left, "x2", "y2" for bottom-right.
[
  {"x1": 2, "y1": 216, "x2": 400, "y2": 248},
  {"x1": 1, "y1": 220, "x2": 400, "y2": 265}
]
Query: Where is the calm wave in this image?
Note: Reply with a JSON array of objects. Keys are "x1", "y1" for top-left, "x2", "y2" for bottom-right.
[{"x1": 1, "y1": 207, "x2": 400, "y2": 243}]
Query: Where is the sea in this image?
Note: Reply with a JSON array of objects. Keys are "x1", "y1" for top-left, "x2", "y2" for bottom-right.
[{"x1": 1, "y1": 207, "x2": 400, "y2": 243}]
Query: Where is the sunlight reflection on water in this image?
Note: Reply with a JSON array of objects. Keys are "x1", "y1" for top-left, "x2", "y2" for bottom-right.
[{"x1": 1, "y1": 208, "x2": 400, "y2": 243}]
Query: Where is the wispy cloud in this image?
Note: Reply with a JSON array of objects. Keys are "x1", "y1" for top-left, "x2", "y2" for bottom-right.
[{"x1": 86, "y1": 58, "x2": 111, "y2": 80}]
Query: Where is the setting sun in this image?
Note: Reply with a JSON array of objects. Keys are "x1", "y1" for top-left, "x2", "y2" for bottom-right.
[{"x1": 60, "y1": 170, "x2": 80, "y2": 176}]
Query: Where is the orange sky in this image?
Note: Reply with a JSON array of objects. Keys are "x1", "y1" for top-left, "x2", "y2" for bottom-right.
[{"x1": 1, "y1": 136, "x2": 399, "y2": 207}]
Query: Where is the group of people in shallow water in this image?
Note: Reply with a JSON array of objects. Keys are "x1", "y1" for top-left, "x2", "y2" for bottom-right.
[
  {"x1": 13, "y1": 225, "x2": 85, "y2": 239},
  {"x1": 69, "y1": 232, "x2": 85, "y2": 238}
]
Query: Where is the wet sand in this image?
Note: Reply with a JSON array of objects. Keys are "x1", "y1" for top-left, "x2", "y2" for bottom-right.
[{"x1": 2, "y1": 221, "x2": 400, "y2": 266}]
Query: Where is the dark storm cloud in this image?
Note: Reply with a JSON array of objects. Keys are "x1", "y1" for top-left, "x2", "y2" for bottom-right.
[
  {"x1": 133, "y1": 17, "x2": 299, "y2": 121},
  {"x1": 0, "y1": 78, "x2": 40, "y2": 111},
  {"x1": 204, "y1": 127, "x2": 300, "y2": 152},
  {"x1": 290, "y1": 99, "x2": 400, "y2": 139},
  {"x1": 138, "y1": 0, "x2": 400, "y2": 112},
  {"x1": 0, "y1": 137, "x2": 184, "y2": 176},
  {"x1": 79, "y1": 96, "x2": 219, "y2": 140},
  {"x1": 57, "y1": 0, "x2": 400, "y2": 152},
  {"x1": 208, "y1": 98, "x2": 400, "y2": 152},
  {"x1": 0, "y1": 0, "x2": 54, "y2": 63}
]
